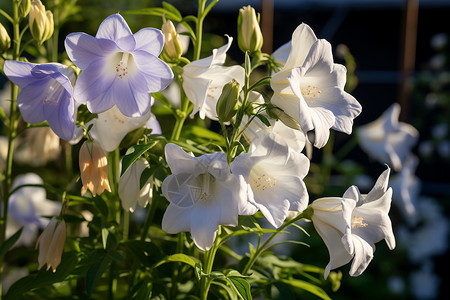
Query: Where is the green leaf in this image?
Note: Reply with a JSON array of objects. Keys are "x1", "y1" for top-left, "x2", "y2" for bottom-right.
[
  {"x1": 125, "y1": 7, "x2": 182, "y2": 22},
  {"x1": 183, "y1": 125, "x2": 226, "y2": 144},
  {"x1": 5, "y1": 252, "x2": 79, "y2": 299},
  {"x1": 121, "y1": 142, "x2": 159, "y2": 176},
  {"x1": 0, "y1": 228, "x2": 22, "y2": 260},
  {"x1": 154, "y1": 253, "x2": 199, "y2": 269},
  {"x1": 227, "y1": 277, "x2": 252, "y2": 300},
  {"x1": 122, "y1": 240, "x2": 163, "y2": 268},
  {"x1": 162, "y1": 1, "x2": 182, "y2": 20},
  {"x1": 281, "y1": 279, "x2": 331, "y2": 300},
  {"x1": 248, "y1": 76, "x2": 271, "y2": 91},
  {"x1": 152, "y1": 92, "x2": 172, "y2": 108},
  {"x1": 255, "y1": 114, "x2": 271, "y2": 127},
  {"x1": 86, "y1": 254, "x2": 112, "y2": 298},
  {"x1": 93, "y1": 197, "x2": 108, "y2": 217}
]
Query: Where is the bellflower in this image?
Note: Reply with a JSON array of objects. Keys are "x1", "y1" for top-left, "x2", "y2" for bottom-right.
[
  {"x1": 88, "y1": 105, "x2": 153, "y2": 152},
  {"x1": 270, "y1": 23, "x2": 362, "y2": 148},
  {"x1": 14, "y1": 127, "x2": 61, "y2": 166},
  {"x1": 182, "y1": 36, "x2": 245, "y2": 120},
  {"x1": 79, "y1": 140, "x2": 111, "y2": 196},
  {"x1": 3, "y1": 61, "x2": 76, "y2": 140},
  {"x1": 35, "y1": 218, "x2": 66, "y2": 272},
  {"x1": 357, "y1": 103, "x2": 419, "y2": 171},
  {"x1": 118, "y1": 158, "x2": 153, "y2": 212},
  {"x1": 390, "y1": 155, "x2": 420, "y2": 226},
  {"x1": 161, "y1": 143, "x2": 246, "y2": 250},
  {"x1": 65, "y1": 13, "x2": 173, "y2": 117},
  {"x1": 311, "y1": 168, "x2": 395, "y2": 278},
  {"x1": 231, "y1": 133, "x2": 310, "y2": 227},
  {"x1": 7, "y1": 173, "x2": 61, "y2": 247}
]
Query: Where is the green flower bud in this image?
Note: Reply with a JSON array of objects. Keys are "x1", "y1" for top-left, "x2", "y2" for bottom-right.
[
  {"x1": 42, "y1": 10, "x2": 54, "y2": 41},
  {"x1": 19, "y1": 0, "x2": 31, "y2": 18},
  {"x1": 216, "y1": 79, "x2": 240, "y2": 123},
  {"x1": 29, "y1": 0, "x2": 49, "y2": 44},
  {"x1": 237, "y1": 5, "x2": 263, "y2": 54},
  {"x1": 0, "y1": 22, "x2": 11, "y2": 53},
  {"x1": 161, "y1": 19, "x2": 183, "y2": 62}
]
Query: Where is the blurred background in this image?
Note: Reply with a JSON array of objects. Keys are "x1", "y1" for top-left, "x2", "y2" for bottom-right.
[{"x1": 1, "y1": 0, "x2": 449, "y2": 299}]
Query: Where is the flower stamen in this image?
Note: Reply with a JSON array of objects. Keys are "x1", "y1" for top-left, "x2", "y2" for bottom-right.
[
  {"x1": 115, "y1": 52, "x2": 130, "y2": 79},
  {"x1": 301, "y1": 85, "x2": 322, "y2": 98},
  {"x1": 351, "y1": 216, "x2": 368, "y2": 228}
]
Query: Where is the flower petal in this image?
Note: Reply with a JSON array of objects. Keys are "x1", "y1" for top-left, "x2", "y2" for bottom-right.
[
  {"x1": 284, "y1": 23, "x2": 318, "y2": 70},
  {"x1": 65, "y1": 33, "x2": 118, "y2": 69},
  {"x1": 190, "y1": 200, "x2": 221, "y2": 251},
  {"x1": 16, "y1": 81, "x2": 47, "y2": 123},
  {"x1": 96, "y1": 14, "x2": 136, "y2": 52},
  {"x1": 3, "y1": 60, "x2": 35, "y2": 88},
  {"x1": 43, "y1": 90, "x2": 75, "y2": 140},
  {"x1": 134, "y1": 28, "x2": 164, "y2": 56},
  {"x1": 133, "y1": 50, "x2": 174, "y2": 92}
]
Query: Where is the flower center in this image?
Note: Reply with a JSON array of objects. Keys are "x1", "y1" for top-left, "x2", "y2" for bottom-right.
[
  {"x1": 351, "y1": 216, "x2": 368, "y2": 228},
  {"x1": 301, "y1": 85, "x2": 322, "y2": 98},
  {"x1": 192, "y1": 173, "x2": 215, "y2": 203},
  {"x1": 115, "y1": 52, "x2": 131, "y2": 79},
  {"x1": 250, "y1": 165, "x2": 276, "y2": 192},
  {"x1": 43, "y1": 79, "x2": 65, "y2": 106}
]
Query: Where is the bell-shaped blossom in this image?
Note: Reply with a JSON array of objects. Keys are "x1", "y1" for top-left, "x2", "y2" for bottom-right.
[
  {"x1": 65, "y1": 13, "x2": 173, "y2": 117},
  {"x1": 118, "y1": 158, "x2": 152, "y2": 212},
  {"x1": 357, "y1": 103, "x2": 418, "y2": 171},
  {"x1": 231, "y1": 133, "x2": 310, "y2": 227},
  {"x1": 390, "y1": 155, "x2": 420, "y2": 226},
  {"x1": 182, "y1": 35, "x2": 245, "y2": 120},
  {"x1": 7, "y1": 173, "x2": 61, "y2": 247},
  {"x1": 35, "y1": 218, "x2": 66, "y2": 272},
  {"x1": 311, "y1": 168, "x2": 395, "y2": 278},
  {"x1": 161, "y1": 143, "x2": 246, "y2": 250},
  {"x1": 88, "y1": 105, "x2": 152, "y2": 152},
  {"x1": 79, "y1": 140, "x2": 111, "y2": 196},
  {"x1": 14, "y1": 127, "x2": 61, "y2": 166},
  {"x1": 270, "y1": 24, "x2": 361, "y2": 148},
  {"x1": 3, "y1": 61, "x2": 76, "y2": 140}
]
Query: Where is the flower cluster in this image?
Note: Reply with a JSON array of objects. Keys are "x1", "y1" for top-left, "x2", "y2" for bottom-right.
[{"x1": 0, "y1": 1, "x2": 406, "y2": 299}]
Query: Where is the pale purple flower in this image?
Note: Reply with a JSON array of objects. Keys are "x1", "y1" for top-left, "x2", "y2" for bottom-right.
[
  {"x1": 3, "y1": 61, "x2": 76, "y2": 140},
  {"x1": 65, "y1": 13, "x2": 173, "y2": 117}
]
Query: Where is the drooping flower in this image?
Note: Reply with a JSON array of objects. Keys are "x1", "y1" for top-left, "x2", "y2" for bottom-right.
[
  {"x1": 79, "y1": 140, "x2": 111, "y2": 196},
  {"x1": 161, "y1": 143, "x2": 246, "y2": 250},
  {"x1": 7, "y1": 173, "x2": 61, "y2": 247},
  {"x1": 88, "y1": 105, "x2": 153, "y2": 152},
  {"x1": 390, "y1": 155, "x2": 420, "y2": 226},
  {"x1": 118, "y1": 158, "x2": 152, "y2": 212},
  {"x1": 357, "y1": 103, "x2": 419, "y2": 171},
  {"x1": 270, "y1": 23, "x2": 362, "y2": 148},
  {"x1": 65, "y1": 13, "x2": 173, "y2": 117},
  {"x1": 3, "y1": 61, "x2": 76, "y2": 140},
  {"x1": 35, "y1": 218, "x2": 66, "y2": 272},
  {"x1": 311, "y1": 168, "x2": 395, "y2": 278},
  {"x1": 182, "y1": 35, "x2": 245, "y2": 120},
  {"x1": 231, "y1": 133, "x2": 310, "y2": 227},
  {"x1": 14, "y1": 127, "x2": 61, "y2": 166}
]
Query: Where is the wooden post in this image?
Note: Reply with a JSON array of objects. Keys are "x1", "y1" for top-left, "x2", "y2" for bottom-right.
[
  {"x1": 398, "y1": 0, "x2": 419, "y2": 122},
  {"x1": 261, "y1": 0, "x2": 274, "y2": 54}
]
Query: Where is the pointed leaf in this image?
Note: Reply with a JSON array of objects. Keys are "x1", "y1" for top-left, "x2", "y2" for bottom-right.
[
  {"x1": 0, "y1": 228, "x2": 23, "y2": 260},
  {"x1": 227, "y1": 276, "x2": 252, "y2": 300}
]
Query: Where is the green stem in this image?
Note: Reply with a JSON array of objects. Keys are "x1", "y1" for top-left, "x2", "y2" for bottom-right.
[
  {"x1": 241, "y1": 209, "x2": 311, "y2": 275},
  {"x1": 1, "y1": 2, "x2": 21, "y2": 296},
  {"x1": 200, "y1": 226, "x2": 221, "y2": 300}
]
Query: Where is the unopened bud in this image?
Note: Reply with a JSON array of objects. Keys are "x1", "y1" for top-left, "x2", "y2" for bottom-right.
[
  {"x1": 19, "y1": 0, "x2": 31, "y2": 18},
  {"x1": 237, "y1": 6, "x2": 263, "y2": 54},
  {"x1": 36, "y1": 218, "x2": 66, "y2": 272},
  {"x1": 216, "y1": 79, "x2": 240, "y2": 123},
  {"x1": 161, "y1": 20, "x2": 183, "y2": 62},
  {"x1": 0, "y1": 23, "x2": 11, "y2": 53},
  {"x1": 43, "y1": 10, "x2": 54, "y2": 41},
  {"x1": 29, "y1": 0, "x2": 49, "y2": 44}
]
